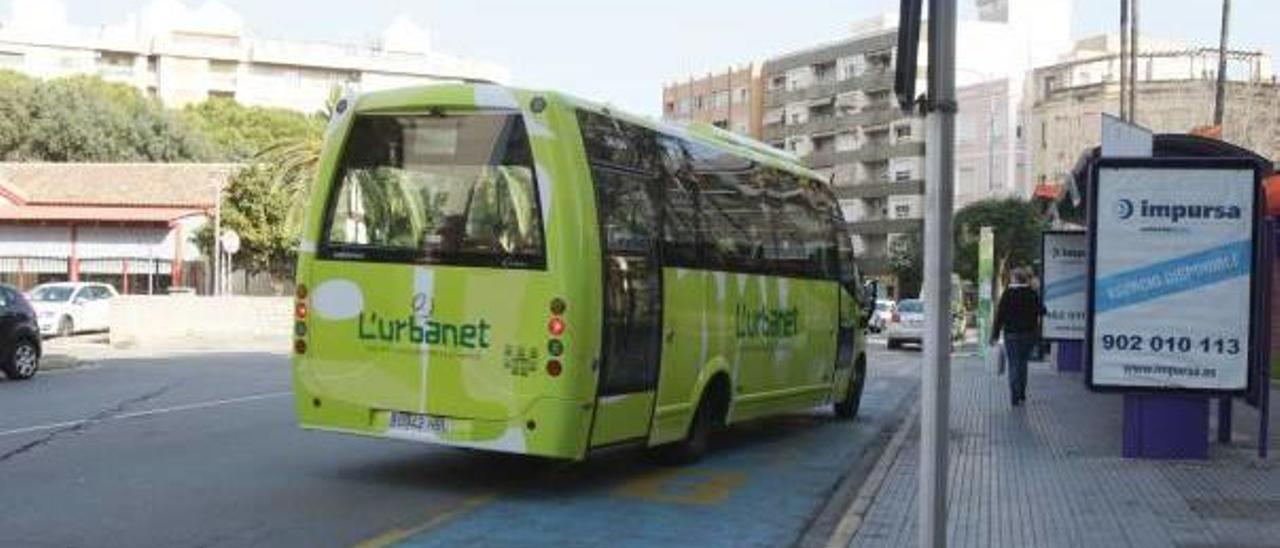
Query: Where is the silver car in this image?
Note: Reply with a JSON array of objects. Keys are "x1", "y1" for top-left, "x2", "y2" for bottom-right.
[{"x1": 885, "y1": 299, "x2": 925, "y2": 349}]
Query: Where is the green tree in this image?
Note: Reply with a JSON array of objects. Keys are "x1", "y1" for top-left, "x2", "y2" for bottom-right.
[
  {"x1": 953, "y1": 197, "x2": 1047, "y2": 285},
  {"x1": 181, "y1": 98, "x2": 322, "y2": 162},
  {"x1": 23, "y1": 75, "x2": 211, "y2": 161},
  {"x1": 194, "y1": 165, "x2": 297, "y2": 283},
  {"x1": 257, "y1": 87, "x2": 341, "y2": 231},
  {"x1": 889, "y1": 232, "x2": 923, "y2": 298},
  {"x1": 0, "y1": 71, "x2": 37, "y2": 158}
]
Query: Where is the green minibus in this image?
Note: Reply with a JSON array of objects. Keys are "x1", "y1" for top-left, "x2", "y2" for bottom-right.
[{"x1": 291, "y1": 84, "x2": 870, "y2": 461}]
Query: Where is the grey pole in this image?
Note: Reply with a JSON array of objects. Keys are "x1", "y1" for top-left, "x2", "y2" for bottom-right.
[
  {"x1": 1119, "y1": 0, "x2": 1129, "y2": 121},
  {"x1": 1130, "y1": 0, "x2": 1139, "y2": 121},
  {"x1": 212, "y1": 181, "x2": 221, "y2": 296},
  {"x1": 920, "y1": 0, "x2": 955, "y2": 546},
  {"x1": 1214, "y1": 0, "x2": 1231, "y2": 126}
]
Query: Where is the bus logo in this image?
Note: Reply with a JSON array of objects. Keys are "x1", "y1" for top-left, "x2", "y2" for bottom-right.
[{"x1": 735, "y1": 304, "x2": 800, "y2": 339}]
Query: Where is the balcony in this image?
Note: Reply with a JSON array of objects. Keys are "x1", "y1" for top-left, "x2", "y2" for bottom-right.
[
  {"x1": 833, "y1": 179, "x2": 924, "y2": 199},
  {"x1": 761, "y1": 100, "x2": 907, "y2": 143},
  {"x1": 803, "y1": 140, "x2": 925, "y2": 169},
  {"x1": 763, "y1": 70, "x2": 894, "y2": 108},
  {"x1": 855, "y1": 256, "x2": 893, "y2": 276},
  {"x1": 846, "y1": 217, "x2": 923, "y2": 235}
]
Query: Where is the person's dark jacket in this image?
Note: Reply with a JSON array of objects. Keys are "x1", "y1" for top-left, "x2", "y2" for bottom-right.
[{"x1": 992, "y1": 284, "x2": 1042, "y2": 337}]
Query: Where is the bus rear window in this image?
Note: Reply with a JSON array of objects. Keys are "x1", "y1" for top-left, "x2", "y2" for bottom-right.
[{"x1": 322, "y1": 113, "x2": 545, "y2": 269}]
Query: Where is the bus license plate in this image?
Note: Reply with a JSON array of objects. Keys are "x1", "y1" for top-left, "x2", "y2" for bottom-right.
[{"x1": 389, "y1": 411, "x2": 449, "y2": 435}]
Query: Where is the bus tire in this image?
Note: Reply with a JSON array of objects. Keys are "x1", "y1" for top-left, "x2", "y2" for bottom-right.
[
  {"x1": 834, "y1": 356, "x2": 866, "y2": 420},
  {"x1": 652, "y1": 376, "x2": 729, "y2": 465}
]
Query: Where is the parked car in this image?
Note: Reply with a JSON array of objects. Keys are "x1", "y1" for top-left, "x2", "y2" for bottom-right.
[
  {"x1": 886, "y1": 299, "x2": 925, "y2": 349},
  {"x1": 869, "y1": 299, "x2": 894, "y2": 333},
  {"x1": 27, "y1": 282, "x2": 118, "y2": 337},
  {"x1": 1, "y1": 283, "x2": 41, "y2": 380}
]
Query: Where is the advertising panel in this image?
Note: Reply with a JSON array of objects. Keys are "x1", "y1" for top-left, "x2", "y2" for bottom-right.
[
  {"x1": 1041, "y1": 231, "x2": 1087, "y2": 341},
  {"x1": 1087, "y1": 158, "x2": 1260, "y2": 393}
]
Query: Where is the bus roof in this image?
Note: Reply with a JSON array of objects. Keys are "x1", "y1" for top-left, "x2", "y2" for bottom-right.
[
  {"x1": 552, "y1": 90, "x2": 825, "y2": 181},
  {"x1": 349, "y1": 83, "x2": 828, "y2": 184}
]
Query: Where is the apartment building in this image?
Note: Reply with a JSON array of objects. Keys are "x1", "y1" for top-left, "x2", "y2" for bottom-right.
[
  {"x1": 1028, "y1": 35, "x2": 1280, "y2": 190},
  {"x1": 662, "y1": 64, "x2": 764, "y2": 138},
  {"x1": 0, "y1": 0, "x2": 508, "y2": 112},
  {"x1": 761, "y1": 19, "x2": 925, "y2": 284}
]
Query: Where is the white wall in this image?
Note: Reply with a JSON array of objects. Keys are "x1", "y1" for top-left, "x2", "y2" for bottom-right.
[
  {"x1": 0, "y1": 225, "x2": 71, "y2": 256},
  {"x1": 109, "y1": 295, "x2": 290, "y2": 349}
]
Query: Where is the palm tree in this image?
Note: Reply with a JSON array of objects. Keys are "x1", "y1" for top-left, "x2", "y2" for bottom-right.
[{"x1": 260, "y1": 86, "x2": 343, "y2": 234}]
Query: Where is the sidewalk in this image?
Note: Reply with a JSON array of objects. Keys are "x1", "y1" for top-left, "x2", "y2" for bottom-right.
[{"x1": 847, "y1": 355, "x2": 1280, "y2": 548}]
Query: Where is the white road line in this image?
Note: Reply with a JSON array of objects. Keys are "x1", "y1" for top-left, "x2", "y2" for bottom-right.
[{"x1": 0, "y1": 391, "x2": 292, "y2": 439}]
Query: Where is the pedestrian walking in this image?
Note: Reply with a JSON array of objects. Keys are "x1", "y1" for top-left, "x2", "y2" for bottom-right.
[{"x1": 989, "y1": 268, "x2": 1042, "y2": 406}]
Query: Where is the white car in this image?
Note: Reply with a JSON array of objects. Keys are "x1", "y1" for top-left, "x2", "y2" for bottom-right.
[
  {"x1": 27, "y1": 282, "x2": 118, "y2": 337},
  {"x1": 885, "y1": 299, "x2": 925, "y2": 349}
]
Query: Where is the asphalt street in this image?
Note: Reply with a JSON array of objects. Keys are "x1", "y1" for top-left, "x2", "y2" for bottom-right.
[{"x1": 0, "y1": 342, "x2": 920, "y2": 548}]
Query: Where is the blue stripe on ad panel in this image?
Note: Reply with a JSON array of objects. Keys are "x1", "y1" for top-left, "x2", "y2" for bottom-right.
[{"x1": 1094, "y1": 239, "x2": 1251, "y2": 314}]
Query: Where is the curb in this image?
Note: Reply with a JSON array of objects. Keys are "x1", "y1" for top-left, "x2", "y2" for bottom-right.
[
  {"x1": 825, "y1": 402, "x2": 920, "y2": 548},
  {"x1": 40, "y1": 353, "x2": 81, "y2": 371}
]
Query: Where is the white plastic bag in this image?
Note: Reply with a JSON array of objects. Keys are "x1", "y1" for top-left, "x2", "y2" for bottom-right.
[{"x1": 988, "y1": 339, "x2": 1006, "y2": 375}]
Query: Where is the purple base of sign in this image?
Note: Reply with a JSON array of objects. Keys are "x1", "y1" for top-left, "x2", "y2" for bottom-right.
[
  {"x1": 1122, "y1": 394, "x2": 1209, "y2": 460},
  {"x1": 1056, "y1": 341, "x2": 1083, "y2": 372}
]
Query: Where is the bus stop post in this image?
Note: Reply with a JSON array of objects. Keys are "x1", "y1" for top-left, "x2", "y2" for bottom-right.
[{"x1": 920, "y1": 0, "x2": 956, "y2": 546}]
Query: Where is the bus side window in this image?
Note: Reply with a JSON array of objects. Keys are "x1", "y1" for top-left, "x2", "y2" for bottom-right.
[{"x1": 656, "y1": 136, "x2": 701, "y2": 268}]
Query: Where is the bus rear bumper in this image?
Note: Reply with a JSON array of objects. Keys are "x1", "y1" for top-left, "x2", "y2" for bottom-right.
[{"x1": 296, "y1": 395, "x2": 590, "y2": 460}]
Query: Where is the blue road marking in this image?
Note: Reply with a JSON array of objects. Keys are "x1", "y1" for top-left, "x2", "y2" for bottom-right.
[{"x1": 394, "y1": 374, "x2": 917, "y2": 548}]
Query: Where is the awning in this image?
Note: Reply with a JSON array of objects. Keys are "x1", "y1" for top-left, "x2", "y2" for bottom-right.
[
  {"x1": 1034, "y1": 182, "x2": 1063, "y2": 201},
  {"x1": 0, "y1": 205, "x2": 205, "y2": 225}
]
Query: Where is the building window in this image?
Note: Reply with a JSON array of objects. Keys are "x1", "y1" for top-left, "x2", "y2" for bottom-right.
[
  {"x1": 771, "y1": 76, "x2": 787, "y2": 90},
  {"x1": 894, "y1": 204, "x2": 911, "y2": 218},
  {"x1": 895, "y1": 124, "x2": 912, "y2": 141},
  {"x1": 894, "y1": 170, "x2": 911, "y2": 182},
  {"x1": 735, "y1": 87, "x2": 748, "y2": 104},
  {"x1": 665, "y1": 101, "x2": 675, "y2": 114}
]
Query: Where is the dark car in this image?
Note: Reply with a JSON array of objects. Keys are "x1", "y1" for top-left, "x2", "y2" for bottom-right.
[{"x1": 0, "y1": 283, "x2": 41, "y2": 380}]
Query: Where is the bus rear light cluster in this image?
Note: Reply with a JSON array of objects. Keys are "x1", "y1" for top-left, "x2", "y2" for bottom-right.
[
  {"x1": 547, "y1": 298, "x2": 566, "y2": 377},
  {"x1": 294, "y1": 284, "x2": 309, "y2": 354}
]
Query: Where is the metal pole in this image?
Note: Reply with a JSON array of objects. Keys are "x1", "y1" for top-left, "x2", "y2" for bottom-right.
[
  {"x1": 212, "y1": 181, "x2": 221, "y2": 297},
  {"x1": 1119, "y1": 0, "x2": 1129, "y2": 121},
  {"x1": 1213, "y1": 0, "x2": 1231, "y2": 126},
  {"x1": 920, "y1": 0, "x2": 955, "y2": 546},
  {"x1": 1129, "y1": 0, "x2": 1139, "y2": 121}
]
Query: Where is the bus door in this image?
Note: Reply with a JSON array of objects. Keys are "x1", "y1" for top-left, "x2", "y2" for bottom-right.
[{"x1": 588, "y1": 165, "x2": 664, "y2": 447}]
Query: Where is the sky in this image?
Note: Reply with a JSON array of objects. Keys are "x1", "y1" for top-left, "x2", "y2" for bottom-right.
[{"x1": 2, "y1": 0, "x2": 1276, "y2": 116}]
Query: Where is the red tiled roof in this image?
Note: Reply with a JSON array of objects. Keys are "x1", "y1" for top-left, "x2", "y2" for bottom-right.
[
  {"x1": 0, "y1": 205, "x2": 204, "y2": 224},
  {"x1": 0, "y1": 163, "x2": 240, "y2": 208}
]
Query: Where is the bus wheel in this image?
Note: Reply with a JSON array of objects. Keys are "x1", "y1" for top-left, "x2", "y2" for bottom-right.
[
  {"x1": 651, "y1": 378, "x2": 728, "y2": 465},
  {"x1": 834, "y1": 356, "x2": 866, "y2": 420}
]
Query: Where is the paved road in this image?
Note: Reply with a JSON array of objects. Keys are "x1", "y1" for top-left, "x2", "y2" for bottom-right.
[{"x1": 0, "y1": 348, "x2": 921, "y2": 548}]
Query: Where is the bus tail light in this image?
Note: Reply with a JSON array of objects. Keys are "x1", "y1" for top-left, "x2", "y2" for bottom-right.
[
  {"x1": 546, "y1": 359, "x2": 562, "y2": 377},
  {"x1": 295, "y1": 301, "x2": 308, "y2": 320},
  {"x1": 548, "y1": 317, "x2": 565, "y2": 337},
  {"x1": 294, "y1": 339, "x2": 307, "y2": 354},
  {"x1": 296, "y1": 284, "x2": 308, "y2": 300}
]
